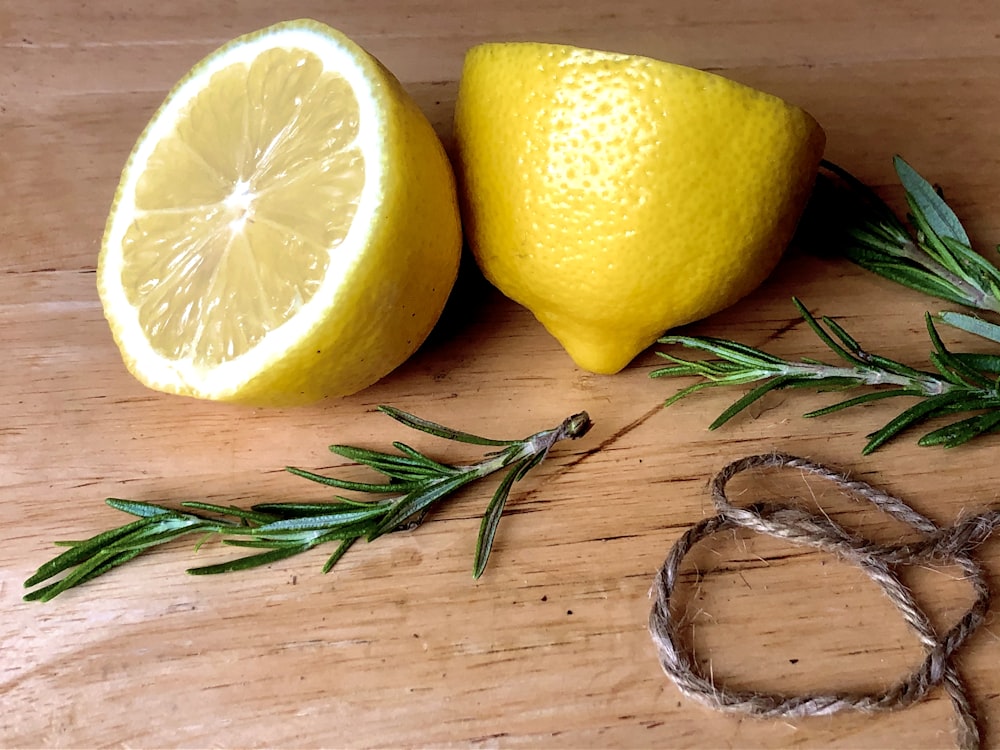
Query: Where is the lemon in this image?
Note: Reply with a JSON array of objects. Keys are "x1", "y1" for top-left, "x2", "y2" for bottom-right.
[
  {"x1": 454, "y1": 42, "x2": 825, "y2": 374},
  {"x1": 98, "y1": 19, "x2": 461, "y2": 405}
]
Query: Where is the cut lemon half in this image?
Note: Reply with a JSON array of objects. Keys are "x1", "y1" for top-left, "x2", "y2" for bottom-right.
[{"x1": 98, "y1": 19, "x2": 461, "y2": 405}]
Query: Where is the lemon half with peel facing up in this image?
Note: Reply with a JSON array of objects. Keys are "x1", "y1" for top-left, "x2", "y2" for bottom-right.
[
  {"x1": 455, "y1": 42, "x2": 826, "y2": 374},
  {"x1": 98, "y1": 19, "x2": 461, "y2": 405}
]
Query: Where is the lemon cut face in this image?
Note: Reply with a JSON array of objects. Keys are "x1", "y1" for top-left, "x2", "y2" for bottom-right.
[
  {"x1": 99, "y1": 20, "x2": 461, "y2": 404},
  {"x1": 455, "y1": 43, "x2": 825, "y2": 374}
]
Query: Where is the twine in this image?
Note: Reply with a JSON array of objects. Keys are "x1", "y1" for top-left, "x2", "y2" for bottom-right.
[{"x1": 648, "y1": 452, "x2": 999, "y2": 750}]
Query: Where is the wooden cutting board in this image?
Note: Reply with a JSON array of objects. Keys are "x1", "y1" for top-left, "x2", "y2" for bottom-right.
[{"x1": 4, "y1": 1, "x2": 1000, "y2": 747}]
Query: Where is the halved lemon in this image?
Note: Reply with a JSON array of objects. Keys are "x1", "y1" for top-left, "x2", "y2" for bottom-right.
[
  {"x1": 98, "y1": 19, "x2": 461, "y2": 405},
  {"x1": 455, "y1": 43, "x2": 824, "y2": 374}
]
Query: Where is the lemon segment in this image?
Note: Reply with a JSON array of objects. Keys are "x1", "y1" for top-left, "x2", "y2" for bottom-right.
[
  {"x1": 454, "y1": 42, "x2": 826, "y2": 374},
  {"x1": 99, "y1": 20, "x2": 461, "y2": 404}
]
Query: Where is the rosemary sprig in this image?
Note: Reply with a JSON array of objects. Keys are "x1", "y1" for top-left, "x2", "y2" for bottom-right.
[
  {"x1": 24, "y1": 406, "x2": 592, "y2": 601},
  {"x1": 653, "y1": 298, "x2": 1000, "y2": 453},
  {"x1": 807, "y1": 156, "x2": 1000, "y2": 313},
  {"x1": 654, "y1": 157, "x2": 1000, "y2": 453}
]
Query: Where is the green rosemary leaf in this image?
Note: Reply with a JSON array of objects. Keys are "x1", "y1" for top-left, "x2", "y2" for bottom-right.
[
  {"x1": 814, "y1": 307, "x2": 938, "y2": 382},
  {"x1": 694, "y1": 367, "x2": 781, "y2": 388},
  {"x1": 894, "y1": 155, "x2": 970, "y2": 247},
  {"x1": 660, "y1": 380, "x2": 721, "y2": 408},
  {"x1": 907, "y1": 199, "x2": 961, "y2": 273},
  {"x1": 696, "y1": 337, "x2": 790, "y2": 366},
  {"x1": 686, "y1": 359, "x2": 749, "y2": 376},
  {"x1": 930, "y1": 351, "x2": 995, "y2": 389},
  {"x1": 917, "y1": 414, "x2": 984, "y2": 448},
  {"x1": 864, "y1": 352, "x2": 939, "y2": 382},
  {"x1": 248, "y1": 528, "x2": 347, "y2": 548},
  {"x1": 862, "y1": 391, "x2": 988, "y2": 454},
  {"x1": 369, "y1": 473, "x2": 477, "y2": 540},
  {"x1": 29, "y1": 549, "x2": 123, "y2": 600},
  {"x1": 59, "y1": 547, "x2": 152, "y2": 588},
  {"x1": 929, "y1": 351, "x2": 976, "y2": 387},
  {"x1": 474, "y1": 458, "x2": 529, "y2": 579},
  {"x1": 842, "y1": 227, "x2": 914, "y2": 256},
  {"x1": 188, "y1": 544, "x2": 308, "y2": 575},
  {"x1": 939, "y1": 311, "x2": 1000, "y2": 345},
  {"x1": 662, "y1": 334, "x2": 787, "y2": 368},
  {"x1": 391, "y1": 442, "x2": 458, "y2": 473},
  {"x1": 918, "y1": 409, "x2": 1000, "y2": 448},
  {"x1": 200, "y1": 532, "x2": 227, "y2": 552},
  {"x1": 708, "y1": 374, "x2": 797, "y2": 429},
  {"x1": 818, "y1": 313, "x2": 862, "y2": 353},
  {"x1": 809, "y1": 376, "x2": 878, "y2": 392},
  {"x1": 22, "y1": 583, "x2": 62, "y2": 602},
  {"x1": 846, "y1": 257, "x2": 978, "y2": 308},
  {"x1": 322, "y1": 537, "x2": 358, "y2": 573},
  {"x1": 251, "y1": 499, "x2": 382, "y2": 516},
  {"x1": 103, "y1": 521, "x2": 217, "y2": 553},
  {"x1": 179, "y1": 501, "x2": 277, "y2": 525},
  {"x1": 325, "y1": 445, "x2": 444, "y2": 481},
  {"x1": 24, "y1": 517, "x2": 155, "y2": 588},
  {"x1": 821, "y1": 315, "x2": 913, "y2": 373},
  {"x1": 804, "y1": 388, "x2": 925, "y2": 418},
  {"x1": 654, "y1": 336, "x2": 731, "y2": 361},
  {"x1": 24, "y1": 577, "x2": 75, "y2": 602},
  {"x1": 105, "y1": 498, "x2": 178, "y2": 519},
  {"x1": 945, "y1": 236, "x2": 1000, "y2": 293},
  {"x1": 309, "y1": 526, "x2": 375, "y2": 547},
  {"x1": 285, "y1": 465, "x2": 427, "y2": 493},
  {"x1": 649, "y1": 359, "x2": 707, "y2": 378},
  {"x1": 222, "y1": 538, "x2": 288, "y2": 549},
  {"x1": 793, "y1": 299, "x2": 866, "y2": 367},
  {"x1": 953, "y1": 352, "x2": 1000, "y2": 374},
  {"x1": 925, "y1": 314, "x2": 996, "y2": 388},
  {"x1": 255, "y1": 506, "x2": 387, "y2": 533},
  {"x1": 651, "y1": 353, "x2": 769, "y2": 383},
  {"x1": 840, "y1": 243, "x2": 905, "y2": 265},
  {"x1": 24, "y1": 547, "x2": 150, "y2": 602},
  {"x1": 378, "y1": 405, "x2": 518, "y2": 446}
]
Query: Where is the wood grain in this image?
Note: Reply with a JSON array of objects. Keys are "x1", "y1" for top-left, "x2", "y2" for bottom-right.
[{"x1": 4, "y1": 2, "x2": 1000, "y2": 747}]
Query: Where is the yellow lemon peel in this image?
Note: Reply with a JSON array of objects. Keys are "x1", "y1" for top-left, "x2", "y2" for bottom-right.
[{"x1": 455, "y1": 42, "x2": 825, "y2": 374}]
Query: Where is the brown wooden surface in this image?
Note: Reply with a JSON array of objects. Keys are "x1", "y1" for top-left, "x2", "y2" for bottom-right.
[{"x1": 4, "y1": 1, "x2": 1000, "y2": 747}]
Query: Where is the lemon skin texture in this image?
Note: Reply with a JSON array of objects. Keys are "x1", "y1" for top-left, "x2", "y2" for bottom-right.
[{"x1": 454, "y1": 42, "x2": 826, "y2": 374}]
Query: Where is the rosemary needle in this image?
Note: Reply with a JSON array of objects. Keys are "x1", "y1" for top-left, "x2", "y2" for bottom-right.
[{"x1": 24, "y1": 406, "x2": 592, "y2": 602}]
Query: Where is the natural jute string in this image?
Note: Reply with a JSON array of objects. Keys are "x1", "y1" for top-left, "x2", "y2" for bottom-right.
[{"x1": 648, "y1": 452, "x2": 999, "y2": 750}]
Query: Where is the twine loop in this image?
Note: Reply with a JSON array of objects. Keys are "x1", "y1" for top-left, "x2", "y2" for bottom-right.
[{"x1": 649, "y1": 452, "x2": 999, "y2": 750}]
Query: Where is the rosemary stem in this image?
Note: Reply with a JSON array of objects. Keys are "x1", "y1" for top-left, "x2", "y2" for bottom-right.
[
  {"x1": 457, "y1": 412, "x2": 591, "y2": 476},
  {"x1": 784, "y1": 361, "x2": 952, "y2": 395},
  {"x1": 897, "y1": 238, "x2": 1000, "y2": 314}
]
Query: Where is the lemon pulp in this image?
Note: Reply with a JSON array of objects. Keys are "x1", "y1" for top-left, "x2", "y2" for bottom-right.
[{"x1": 123, "y1": 47, "x2": 363, "y2": 366}]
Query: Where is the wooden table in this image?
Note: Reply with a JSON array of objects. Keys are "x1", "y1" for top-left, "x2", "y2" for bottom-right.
[{"x1": 4, "y1": 2, "x2": 1000, "y2": 747}]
